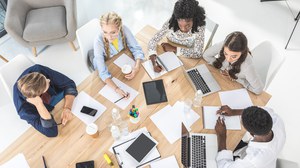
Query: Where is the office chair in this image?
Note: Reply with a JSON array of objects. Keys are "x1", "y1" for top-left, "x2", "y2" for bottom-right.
[
  {"x1": 76, "y1": 18, "x2": 101, "y2": 72},
  {"x1": 204, "y1": 17, "x2": 219, "y2": 51},
  {"x1": 251, "y1": 41, "x2": 286, "y2": 90},
  {"x1": 4, "y1": 0, "x2": 77, "y2": 56},
  {"x1": 0, "y1": 54, "x2": 34, "y2": 99},
  {"x1": 277, "y1": 158, "x2": 299, "y2": 168}
]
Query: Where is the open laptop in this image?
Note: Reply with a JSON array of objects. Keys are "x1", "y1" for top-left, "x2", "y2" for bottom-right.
[
  {"x1": 184, "y1": 64, "x2": 221, "y2": 96},
  {"x1": 181, "y1": 123, "x2": 218, "y2": 168}
]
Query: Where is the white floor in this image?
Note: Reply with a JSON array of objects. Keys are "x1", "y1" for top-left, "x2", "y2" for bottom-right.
[{"x1": 0, "y1": 0, "x2": 300, "y2": 166}]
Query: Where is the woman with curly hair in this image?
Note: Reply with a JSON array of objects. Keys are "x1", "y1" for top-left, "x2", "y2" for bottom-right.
[
  {"x1": 93, "y1": 12, "x2": 145, "y2": 98},
  {"x1": 203, "y1": 32, "x2": 264, "y2": 94},
  {"x1": 148, "y1": 0, "x2": 206, "y2": 72}
]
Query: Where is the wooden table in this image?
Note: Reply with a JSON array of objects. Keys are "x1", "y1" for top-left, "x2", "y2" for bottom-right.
[{"x1": 0, "y1": 25, "x2": 271, "y2": 168}]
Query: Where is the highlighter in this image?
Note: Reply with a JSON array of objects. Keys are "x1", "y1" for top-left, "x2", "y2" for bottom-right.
[{"x1": 103, "y1": 153, "x2": 114, "y2": 167}]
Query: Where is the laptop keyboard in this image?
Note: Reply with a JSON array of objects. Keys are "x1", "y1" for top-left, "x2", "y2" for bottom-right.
[
  {"x1": 181, "y1": 136, "x2": 190, "y2": 167},
  {"x1": 192, "y1": 135, "x2": 206, "y2": 168},
  {"x1": 187, "y1": 69, "x2": 211, "y2": 94}
]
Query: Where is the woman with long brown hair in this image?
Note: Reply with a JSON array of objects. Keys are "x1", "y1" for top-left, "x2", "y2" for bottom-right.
[{"x1": 203, "y1": 32, "x2": 263, "y2": 94}]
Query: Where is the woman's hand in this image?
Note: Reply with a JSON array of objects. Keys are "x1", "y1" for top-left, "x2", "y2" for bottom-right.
[
  {"x1": 161, "y1": 43, "x2": 177, "y2": 53},
  {"x1": 150, "y1": 54, "x2": 163, "y2": 72},
  {"x1": 115, "y1": 87, "x2": 130, "y2": 99},
  {"x1": 125, "y1": 67, "x2": 138, "y2": 79}
]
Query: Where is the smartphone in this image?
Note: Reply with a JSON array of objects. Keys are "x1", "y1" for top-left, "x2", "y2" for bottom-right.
[{"x1": 80, "y1": 106, "x2": 97, "y2": 116}]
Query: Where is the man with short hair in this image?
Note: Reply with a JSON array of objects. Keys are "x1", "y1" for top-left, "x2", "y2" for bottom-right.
[{"x1": 215, "y1": 105, "x2": 286, "y2": 168}]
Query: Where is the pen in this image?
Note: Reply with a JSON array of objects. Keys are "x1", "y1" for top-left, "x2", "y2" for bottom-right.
[
  {"x1": 104, "y1": 153, "x2": 114, "y2": 167},
  {"x1": 42, "y1": 156, "x2": 47, "y2": 168},
  {"x1": 156, "y1": 56, "x2": 168, "y2": 71},
  {"x1": 114, "y1": 92, "x2": 129, "y2": 104}
]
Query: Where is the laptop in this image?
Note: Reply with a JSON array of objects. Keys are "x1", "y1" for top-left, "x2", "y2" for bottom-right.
[
  {"x1": 181, "y1": 123, "x2": 218, "y2": 168},
  {"x1": 184, "y1": 64, "x2": 221, "y2": 96}
]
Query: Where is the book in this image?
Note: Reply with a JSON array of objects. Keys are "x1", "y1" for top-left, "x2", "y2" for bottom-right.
[{"x1": 142, "y1": 52, "x2": 183, "y2": 79}]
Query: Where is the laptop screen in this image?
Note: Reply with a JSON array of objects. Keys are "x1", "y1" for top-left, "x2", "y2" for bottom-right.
[{"x1": 181, "y1": 123, "x2": 190, "y2": 167}]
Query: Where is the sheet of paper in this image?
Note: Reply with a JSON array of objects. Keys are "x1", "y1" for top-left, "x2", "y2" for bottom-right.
[
  {"x1": 99, "y1": 77, "x2": 139, "y2": 110},
  {"x1": 142, "y1": 60, "x2": 167, "y2": 79},
  {"x1": 158, "y1": 52, "x2": 183, "y2": 72},
  {"x1": 71, "y1": 91, "x2": 107, "y2": 125},
  {"x1": 113, "y1": 53, "x2": 135, "y2": 68},
  {"x1": 0, "y1": 153, "x2": 30, "y2": 168},
  {"x1": 150, "y1": 102, "x2": 200, "y2": 144},
  {"x1": 150, "y1": 155, "x2": 179, "y2": 168},
  {"x1": 219, "y1": 89, "x2": 253, "y2": 109},
  {"x1": 203, "y1": 106, "x2": 241, "y2": 130}
]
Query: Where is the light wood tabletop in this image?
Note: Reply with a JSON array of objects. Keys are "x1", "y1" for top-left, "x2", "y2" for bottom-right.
[{"x1": 0, "y1": 25, "x2": 271, "y2": 168}]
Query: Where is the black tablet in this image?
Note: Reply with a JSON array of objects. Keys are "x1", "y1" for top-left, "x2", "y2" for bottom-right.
[
  {"x1": 142, "y1": 80, "x2": 168, "y2": 105},
  {"x1": 125, "y1": 133, "x2": 158, "y2": 163},
  {"x1": 76, "y1": 160, "x2": 94, "y2": 168}
]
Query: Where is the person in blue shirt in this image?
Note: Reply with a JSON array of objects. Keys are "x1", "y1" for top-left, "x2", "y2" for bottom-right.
[
  {"x1": 13, "y1": 64, "x2": 78, "y2": 137},
  {"x1": 92, "y1": 12, "x2": 145, "y2": 98}
]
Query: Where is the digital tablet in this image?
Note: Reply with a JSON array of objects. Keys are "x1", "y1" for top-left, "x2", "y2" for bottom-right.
[
  {"x1": 125, "y1": 133, "x2": 158, "y2": 163},
  {"x1": 143, "y1": 80, "x2": 168, "y2": 105},
  {"x1": 76, "y1": 160, "x2": 94, "y2": 168}
]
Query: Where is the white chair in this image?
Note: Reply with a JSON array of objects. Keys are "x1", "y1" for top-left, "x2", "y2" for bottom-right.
[
  {"x1": 76, "y1": 18, "x2": 101, "y2": 72},
  {"x1": 277, "y1": 159, "x2": 299, "y2": 168},
  {"x1": 251, "y1": 41, "x2": 286, "y2": 90},
  {"x1": 204, "y1": 17, "x2": 219, "y2": 51},
  {"x1": 0, "y1": 54, "x2": 35, "y2": 99}
]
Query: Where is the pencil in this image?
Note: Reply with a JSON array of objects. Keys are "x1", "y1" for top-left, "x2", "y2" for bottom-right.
[
  {"x1": 114, "y1": 96, "x2": 125, "y2": 104},
  {"x1": 42, "y1": 156, "x2": 47, "y2": 168}
]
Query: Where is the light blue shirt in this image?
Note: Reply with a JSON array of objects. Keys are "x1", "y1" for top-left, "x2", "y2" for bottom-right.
[{"x1": 93, "y1": 25, "x2": 145, "y2": 81}]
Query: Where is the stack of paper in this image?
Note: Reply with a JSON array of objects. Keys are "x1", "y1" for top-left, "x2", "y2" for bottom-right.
[
  {"x1": 71, "y1": 91, "x2": 107, "y2": 125},
  {"x1": 150, "y1": 155, "x2": 179, "y2": 168},
  {"x1": 202, "y1": 106, "x2": 241, "y2": 130},
  {"x1": 142, "y1": 52, "x2": 183, "y2": 79},
  {"x1": 113, "y1": 53, "x2": 135, "y2": 68},
  {"x1": 150, "y1": 101, "x2": 200, "y2": 144},
  {"x1": 0, "y1": 153, "x2": 30, "y2": 168},
  {"x1": 99, "y1": 77, "x2": 139, "y2": 110}
]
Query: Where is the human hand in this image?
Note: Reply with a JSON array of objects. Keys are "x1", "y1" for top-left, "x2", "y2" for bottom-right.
[
  {"x1": 61, "y1": 108, "x2": 73, "y2": 125},
  {"x1": 220, "y1": 69, "x2": 229, "y2": 76},
  {"x1": 116, "y1": 88, "x2": 130, "y2": 99},
  {"x1": 26, "y1": 96, "x2": 43, "y2": 106},
  {"x1": 216, "y1": 105, "x2": 235, "y2": 116},
  {"x1": 149, "y1": 54, "x2": 163, "y2": 73},
  {"x1": 161, "y1": 43, "x2": 176, "y2": 53},
  {"x1": 215, "y1": 117, "x2": 226, "y2": 138},
  {"x1": 125, "y1": 67, "x2": 139, "y2": 80}
]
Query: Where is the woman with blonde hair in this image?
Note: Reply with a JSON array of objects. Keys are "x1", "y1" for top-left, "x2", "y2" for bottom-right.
[
  {"x1": 13, "y1": 64, "x2": 78, "y2": 137},
  {"x1": 92, "y1": 12, "x2": 144, "y2": 98}
]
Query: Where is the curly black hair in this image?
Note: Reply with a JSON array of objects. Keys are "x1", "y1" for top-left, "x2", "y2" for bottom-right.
[
  {"x1": 242, "y1": 106, "x2": 273, "y2": 135},
  {"x1": 169, "y1": 0, "x2": 206, "y2": 33},
  {"x1": 213, "y1": 31, "x2": 249, "y2": 79}
]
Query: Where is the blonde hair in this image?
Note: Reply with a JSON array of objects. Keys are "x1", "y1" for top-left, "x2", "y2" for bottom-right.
[
  {"x1": 99, "y1": 12, "x2": 127, "y2": 60},
  {"x1": 17, "y1": 72, "x2": 47, "y2": 98}
]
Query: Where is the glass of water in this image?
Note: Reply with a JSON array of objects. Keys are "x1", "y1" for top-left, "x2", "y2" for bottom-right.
[
  {"x1": 119, "y1": 120, "x2": 129, "y2": 136},
  {"x1": 183, "y1": 98, "x2": 192, "y2": 119}
]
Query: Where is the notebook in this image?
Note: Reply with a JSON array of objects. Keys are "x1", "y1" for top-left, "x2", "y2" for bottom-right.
[{"x1": 142, "y1": 52, "x2": 183, "y2": 79}]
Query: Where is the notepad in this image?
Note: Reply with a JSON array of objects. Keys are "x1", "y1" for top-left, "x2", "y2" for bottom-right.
[
  {"x1": 71, "y1": 91, "x2": 107, "y2": 125},
  {"x1": 142, "y1": 52, "x2": 183, "y2": 79},
  {"x1": 202, "y1": 106, "x2": 241, "y2": 130},
  {"x1": 219, "y1": 89, "x2": 253, "y2": 109},
  {"x1": 99, "y1": 77, "x2": 139, "y2": 110},
  {"x1": 113, "y1": 53, "x2": 136, "y2": 69}
]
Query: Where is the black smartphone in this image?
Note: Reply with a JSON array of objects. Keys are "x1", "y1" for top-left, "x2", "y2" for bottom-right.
[
  {"x1": 80, "y1": 106, "x2": 97, "y2": 116},
  {"x1": 76, "y1": 160, "x2": 94, "y2": 168}
]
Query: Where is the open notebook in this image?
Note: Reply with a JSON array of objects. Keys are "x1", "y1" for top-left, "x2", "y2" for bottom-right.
[{"x1": 143, "y1": 52, "x2": 183, "y2": 79}]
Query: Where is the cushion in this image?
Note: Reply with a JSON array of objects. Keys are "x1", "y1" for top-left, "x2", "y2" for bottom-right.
[{"x1": 23, "y1": 6, "x2": 67, "y2": 42}]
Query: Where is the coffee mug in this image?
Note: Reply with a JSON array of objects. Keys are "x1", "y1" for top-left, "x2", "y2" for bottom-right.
[
  {"x1": 122, "y1": 64, "x2": 132, "y2": 75},
  {"x1": 86, "y1": 123, "x2": 99, "y2": 138}
]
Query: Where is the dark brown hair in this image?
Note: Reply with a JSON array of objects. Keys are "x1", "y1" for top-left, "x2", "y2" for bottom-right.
[{"x1": 213, "y1": 31, "x2": 249, "y2": 79}]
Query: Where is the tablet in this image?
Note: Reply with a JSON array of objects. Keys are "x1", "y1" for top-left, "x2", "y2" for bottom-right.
[
  {"x1": 125, "y1": 133, "x2": 158, "y2": 163},
  {"x1": 143, "y1": 80, "x2": 168, "y2": 105}
]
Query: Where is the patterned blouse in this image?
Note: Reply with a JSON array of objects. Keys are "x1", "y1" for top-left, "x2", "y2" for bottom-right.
[{"x1": 148, "y1": 21, "x2": 205, "y2": 58}]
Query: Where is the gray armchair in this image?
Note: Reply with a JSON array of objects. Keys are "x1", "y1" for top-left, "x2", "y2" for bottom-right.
[{"x1": 4, "y1": 0, "x2": 76, "y2": 56}]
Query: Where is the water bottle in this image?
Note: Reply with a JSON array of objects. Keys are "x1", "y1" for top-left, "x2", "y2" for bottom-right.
[
  {"x1": 193, "y1": 90, "x2": 203, "y2": 107},
  {"x1": 110, "y1": 125, "x2": 121, "y2": 140},
  {"x1": 112, "y1": 108, "x2": 122, "y2": 123}
]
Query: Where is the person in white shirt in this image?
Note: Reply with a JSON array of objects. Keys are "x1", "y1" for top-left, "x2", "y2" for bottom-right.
[
  {"x1": 203, "y1": 32, "x2": 264, "y2": 94},
  {"x1": 215, "y1": 105, "x2": 286, "y2": 168}
]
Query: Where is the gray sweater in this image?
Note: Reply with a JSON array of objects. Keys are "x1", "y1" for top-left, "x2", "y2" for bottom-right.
[{"x1": 203, "y1": 42, "x2": 264, "y2": 94}]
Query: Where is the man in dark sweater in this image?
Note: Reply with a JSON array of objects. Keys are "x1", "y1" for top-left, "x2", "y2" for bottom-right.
[{"x1": 13, "y1": 64, "x2": 78, "y2": 137}]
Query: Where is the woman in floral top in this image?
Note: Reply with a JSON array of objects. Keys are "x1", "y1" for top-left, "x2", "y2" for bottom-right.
[{"x1": 148, "y1": 0, "x2": 206, "y2": 72}]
